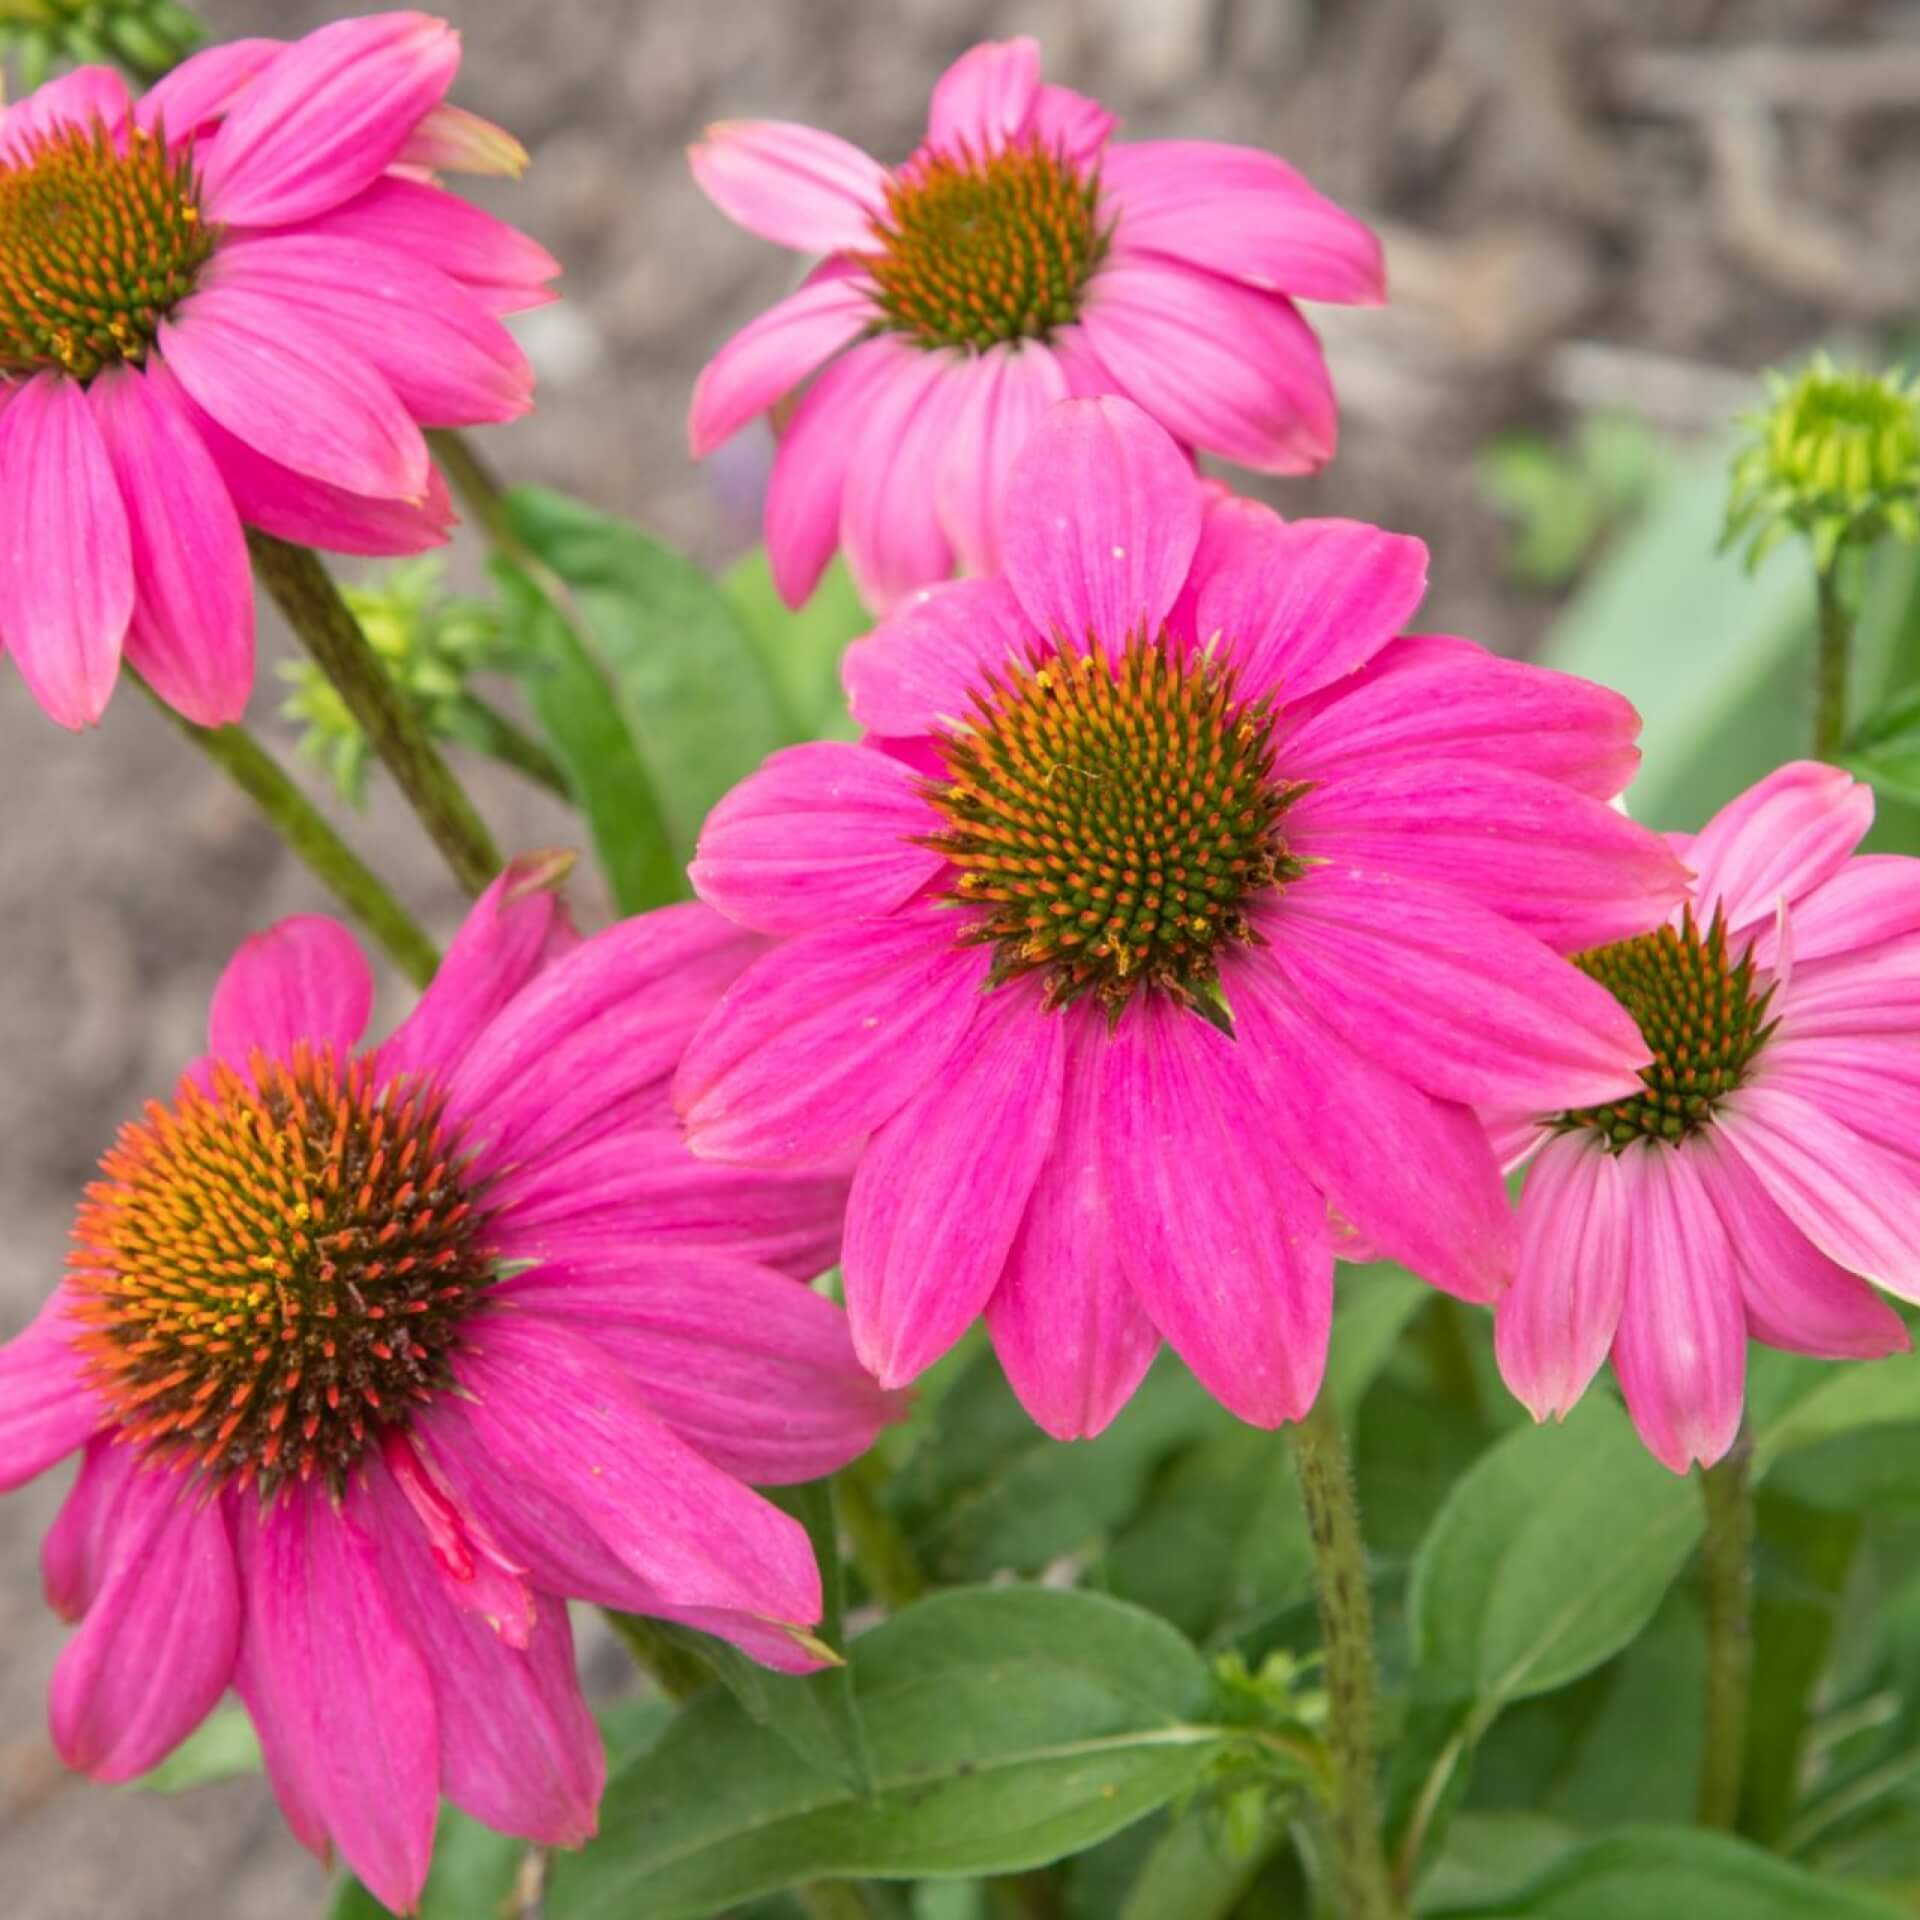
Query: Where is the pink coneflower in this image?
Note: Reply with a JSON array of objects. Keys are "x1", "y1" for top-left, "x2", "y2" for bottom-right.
[
  {"x1": 0, "y1": 13, "x2": 558, "y2": 730},
  {"x1": 675, "y1": 396, "x2": 1689, "y2": 1439},
  {"x1": 1494, "y1": 762, "x2": 1920, "y2": 1473},
  {"x1": 687, "y1": 36, "x2": 1383, "y2": 612},
  {"x1": 0, "y1": 856, "x2": 892, "y2": 1914}
]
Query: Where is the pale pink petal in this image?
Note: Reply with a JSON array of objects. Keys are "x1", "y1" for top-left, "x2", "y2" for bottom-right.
[
  {"x1": 1286, "y1": 762, "x2": 1690, "y2": 951},
  {"x1": 1609, "y1": 1143, "x2": 1747, "y2": 1473},
  {"x1": 1195, "y1": 516, "x2": 1425, "y2": 704},
  {"x1": 1771, "y1": 938, "x2": 1920, "y2": 1042},
  {"x1": 676, "y1": 908, "x2": 988, "y2": 1167},
  {"x1": 208, "y1": 916, "x2": 372, "y2": 1068},
  {"x1": 0, "y1": 67, "x2": 130, "y2": 160},
  {"x1": 840, "y1": 342, "x2": 964, "y2": 610},
  {"x1": 50, "y1": 1470, "x2": 239, "y2": 1782},
  {"x1": 1494, "y1": 1131, "x2": 1632, "y2": 1421},
  {"x1": 1257, "y1": 867, "x2": 1651, "y2": 1110},
  {"x1": 843, "y1": 575, "x2": 1036, "y2": 737},
  {"x1": 87, "y1": 362, "x2": 253, "y2": 728},
  {"x1": 844, "y1": 983, "x2": 1065, "y2": 1386},
  {"x1": 1749, "y1": 855, "x2": 1920, "y2": 970},
  {"x1": 398, "y1": 101, "x2": 527, "y2": 177},
  {"x1": 136, "y1": 38, "x2": 280, "y2": 141},
  {"x1": 159, "y1": 283, "x2": 430, "y2": 503},
  {"x1": 691, "y1": 267, "x2": 875, "y2": 458},
  {"x1": 1685, "y1": 761, "x2": 1873, "y2": 936},
  {"x1": 1227, "y1": 956, "x2": 1514, "y2": 1304},
  {"x1": 1279, "y1": 635, "x2": 1644, "y2": 801},
  {"x1": 1030, "y1": 85, "x2": 1117, "y2": 164},
  {"x1": 0, "y1": 1291, "x2": 100, "y2": 1493},
  {"x1": 0, "y1": 372, "x2": 131, "y2": 728},
  {"x1": 1001, "y1": 395, "x2": 1202, "y2": 645},
  {"x1": 1103, "y1": 140, "x2": 1385, "y2": 305},
  {"x1": 1101, "y1": 996, "x2": 1332, "y2": 1425},
  {"x1": 1756, "y1": 1033, "x2": 1920, "y2": 1166},
  {"x1": 197, "y1": 13, "x2": 460, "y2": 228},
  {"x1": 690, "y1": 119, "x2": 890, "y2": 253},
  {"x1": 934, "y1": 344, "x2": 1071, "y2": 577},
  {"x1": 927, "y1": 38, "x2": 1042, "y2": 153},
  {"x1": 499, "y1": 1251, "x2": 900, "y2": 1483},
  {"x1": 986, "y1": 1011, "x2": 1161, "y2": 1438},
  {"x1": 691, "y1": 743, "x2": 943, "y2": 936},
  {"x1": 1080, "y1": 260, "x2": 1336, "y2": 474}
]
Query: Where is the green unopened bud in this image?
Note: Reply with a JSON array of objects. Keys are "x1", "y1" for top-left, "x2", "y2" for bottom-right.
[{"x1": 1725, "y1": 355, "x2": 1920, "y2": 575}]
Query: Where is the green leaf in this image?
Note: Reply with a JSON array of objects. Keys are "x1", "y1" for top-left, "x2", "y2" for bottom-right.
[
  {"x1": 130, "y1": 1706, "x2": 261, "y2": 1792},
  {"x1": 546, "y1": 1588, "x2": 1238, "y2": 1920},
  {"x1": 1424, "y1": 1824, "x2": 1907, "y2": 1918},
  {"x1": 328, "y1": 1807, "x2": 527, "y2": 1920},
  {"x1": 507, "y1": 488, "x2": 793, "y2": 858},
  {"x1": 724, "y1": 547, "x2": 869, "y2": 740},
  {"x1": 1843, "y1": 682, "x2": 1920, "y2": 803},
  {"x1": 1408, "y1": 1396, "x2": 1702, "y2": 1713},
  {"x1": 1115, "y1": 1803, "x2": 1283, "y2": 1920},
  {"x1": 1414, "y1": 1814, "x2": 1579, "y2": 1912},
  {"x1": 494, "y1": 556, "x2": 679, "y2": 912},
  {"x1": 1752, "y1": 1349, "x2": 1920, "y2": 1477}
]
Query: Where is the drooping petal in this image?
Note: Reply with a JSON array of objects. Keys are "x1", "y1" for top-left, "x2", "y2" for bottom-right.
[
  {"x1": 840, "y1": 342, "x2": 964, "y2": 610},
  {"x1": 934, "y1": 343, "x2": 1070, "y2": 578},
  {"x1": 136, "y1": 38, "x2": 280, "y2": 142},
  {"x1": 986, "y1": 1011, "x2": 1160, "y2": 1438},
  {"x1": 0, "y1": 371, "x2": 132, "y2": 728},
  {"x1": 690, "y1": 743, "x2": 943, "y2": 936},
  {"x1": 676, "y1": 908, "x2": 988, "y2": 1167},
  {"x1": 1100, "y1": 996, "x2": 1332, "y2": 1425},
  {"x1": 1103, "y1": 140, "x2": 1385, "y2": 305},
  {"x1": 689, "y1": 119, "x2": 890, "y2": 254},
  {"x1": 0, "y1": 1291, "x2": 100, "y2": 1493},
  {"x1": 690, "y1": 267, "x2": 875, "y2": 457},
  {"x1": 42, "y1": 1436, "x2": 136, "y2": 1622},
  {"x1": 1080, "y1": 260, "x2": 1336, "y2": 474},
  {"x1": 843, "y1": 575, "x2": 1036, "y2": 737},
  {"x1": 926, "y1": 38, "x2": 1042, "y2": 153},
  {"x1": 398, "y1": 102, "x2": 528, "y2": 178},
  {"x1": 50, "y1": 1470, "x2": 239, "y2": 1782},
  {"x1": 1609, "y1": 1144, "x2": 1746, "y2": 1474},
  {"x1": 87, "y1": 362, "x2": 253, "y2": 728},
  {"x1": 844, "y1": 983, "x2": 1065, "y2": 1386},
  {"x1": 1001, "y1": 395, "x2": 1202, "y2": 646},
  {"x1": 207, "y1": 916, "x2": 373, "y2": 1069},
  {"x1": 1493, "y1": 1132, "x2": 1632, "y2": 1421}
]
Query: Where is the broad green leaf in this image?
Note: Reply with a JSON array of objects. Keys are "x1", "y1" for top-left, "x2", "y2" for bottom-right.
[
  {"x1": 328, "y1": 1807, "x2": 526, "y2": 1920},
  {"x1": 1844, "y1": 681, "x2": 1920, "y2": 803},
  {"x1": 1116, "y1": 1803, "x2": 1284, "y2": 1920},
  {"x1": 546, "y1": 1588, "x2": 1236, "y2": 1920},
  {"x1": 1408, "y1": 1397, "x2": 1702, "y2": 1712},
  {"x1": 1424, "y1": 1824, "x2": 1906, "y2": 1918},
  {"x1": 1415, "y1": 1814, "x2": 1578, "y2": 1912},
  {"x1": 724, "y1": 547, "x2": 869, "y2": 740},
  {"x1": 132, "y1": 1706, "x2": 261, "y2": 1792},
  {"x1": 494, "y1": 556, "x2": 679, "y2": 911},
  {"x1": 1752, "y1": 1349, "x2": 1920, "y2": 1477},
  {"x1": 507, "y1": 488, "x2": 792, "y2": 858}
]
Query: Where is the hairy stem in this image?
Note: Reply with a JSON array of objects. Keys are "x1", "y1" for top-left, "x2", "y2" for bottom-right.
[
  {"x1": 428, "y1": 428, "x2": 525, "y2": 562},
  {"x1": 837, "y1": 1453, "x2": 926, "y2": 1611},
  {"x1": 445, "y1": 693, "x2": 572, "y2": 800},
  {"x1": 1698, "y1": 1431, "x2": 1756, "y2": 1830},
  {"x1": 144, "y1": 679, "x2": 439, "y2": 988},
  {"x1": 1814, "y1": 562, "x2": 1851, "y2": 761},
  {"x1": 249, "y1": 532, "x2": 503, "y2": 896},
  {"x1": 1291, "y1": 1396, "x2": 1401, "y2": 1920}
]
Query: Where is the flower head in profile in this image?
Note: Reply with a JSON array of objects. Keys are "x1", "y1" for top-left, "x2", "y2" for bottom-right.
[
  {"x1": 676, "y1": 397, "x2": 1689, "y2": 1439},
  {"x1": 1494, "y1": 762, "x2": 1920, "y2": 1473},
  {"x1": 0, "y1": 857, "x2": 894, "y2": 1914},
  {"x1": 687, "y1": 36, "x2": 1383, "y2": 612},
  {"x1": 0, "y1": 12, "x2": 558, "y2": 730}
]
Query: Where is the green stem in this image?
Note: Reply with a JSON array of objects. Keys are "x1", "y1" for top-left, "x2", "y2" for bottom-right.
[
  {"x1": 1814, "y1": 562, "x2": 1851, "y2": 761},
  {"x1": 445, "y1": 693, "x2": 572, "y2": 800},
  {"x1": 248, "y1": 532, "x2": 503, "y2": 896},
  {"x1": 143, "y1": 678, "x2": 439, "y2": 988},
  {"x1": 428, "y1": 428, "x2": 524, "y2": 562},
  {"x1": 1291, "y1": 1396, "x2": 1401, "y2": 1920},
  {"x1": 837, "y1": 1453, "x2": 926, "y2": 1611},
  {"x1": 1698, "y1": 1431, "x2": 1756, "y2": 1830}
]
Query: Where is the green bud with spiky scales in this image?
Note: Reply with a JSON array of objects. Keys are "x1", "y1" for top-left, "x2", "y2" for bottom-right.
[
  {"x1": 1724, "y1": 355, "x2": 1920, "y2": 576},
  {"x1": 0, "y1": 0, "x2": 202, "y2": 86}
]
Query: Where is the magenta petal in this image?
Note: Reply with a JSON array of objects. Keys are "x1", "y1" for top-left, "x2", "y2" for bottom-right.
[
  {"x1": 927, "y1": 38, "x2": 1042, "y2": 152},
  {"x1": 207, "y1": 915, "x2": 372, "y2": 1069},
  {"x1": 1686, "y1": 760, "x2": 1875, "y2": 935},
  {"x1": 840, "y1": 343, "x2": 964, "y2": 610},
  {"x1": 1196, "y1": 516, "x2": 1425, "y2": 704},
  {"x1": 500, "y1": 1251, "x2": 901, "y2": 1484},
  {"x1": 0, "y1": 67, "x2": 130, "y2": 159},
  {"x1": 1103, "y1": 140, "x2": 1385, "y2": 305},
  {"x1": 691, "y1": 267, "x2": 874, "y2": 458},
  {"x1": 986, "y1": 1011, "x2": 1161, "y2": 1438},
  {"x1": 1494, "y1": 1132, "x2": 1632, "y2": 1421},
  {"x1": 843, "y1": 575, "x2": 1035, "y2": 737},
  {"x1": 0, "y1": 1291, "x2": 101, "y2": 1493},
  {"x1": 42, "y1": 1437, "x2": 136, "y2": 1622},
  {"x1": 1609, "y1": 1144, "x2": 1746, "y2": 1474},
  {"x1": 50, "y1": 1470, "x2": 239, "y2": 1782},
  {"x1": 1001, "y1": 395, "x2": 1202, "y2": 645},
  {"x1": 934, "y1": 344, "x2": 1070, "y2": 578},
  {"x1": 1228, "y1": 956, "x2": 1514, "y2": 1304},
  {"x1": 1259, "y1": 867, "x2": 1650, "y2": 1110},
  {"x1": 87, "y1": 362, "x2": 253, "y2": 728},
  {"x1": 1080, "y1": 260, "x2": 1336, "y2": 474},
  {"x1": 1101, "y1": 997, "x2": 1332, "y2": 1425},
  {"x1": 0, "y1": 372, "x2": 131, "y2": 728},
  {"x1": 690, "y1": 119, "x2": 889, "y2": 253},
  {"x1": 844, "y1": 984, "x2": 1065, "y2": 1386},
  {"x1": 676, "y1": 908, "x2": 988, "y2": 1167},
  {"x1": 159, "y1": 284, "x2": 429, "y2": 503},
  {"x1": 196, "y1": 13, "x2": 459, "y2": 227},
  {"x1": 1751, "y1": 855, "x2": 1920, "y2": 970},
  {"x1": 1030, "y1": 85, "x2": 1118, "y2": 164},
  {"x1": 691, "y1": 743, "x2": 944, "y2": 936},
  {"x1": 136, "y1": 37, "x2": 280, "y2": 141}
]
